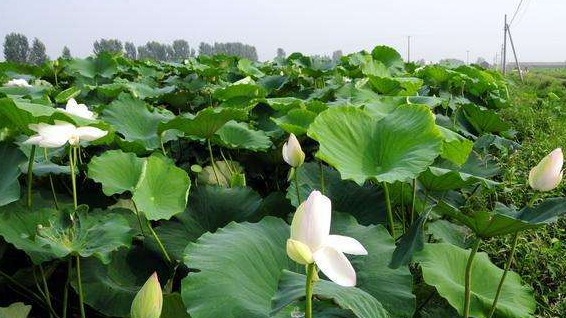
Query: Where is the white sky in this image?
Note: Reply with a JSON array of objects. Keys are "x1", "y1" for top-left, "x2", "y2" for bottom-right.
[{"x1": 0, "y1": 0, "x2": 564, "y2": 62}]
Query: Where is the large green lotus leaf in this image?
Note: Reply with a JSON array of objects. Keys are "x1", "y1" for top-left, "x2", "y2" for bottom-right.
[
  {"x1": 0, "y1": 143, "x2": 27, "y2": 206},
  {"x1": 258, "y1": 75, "x2": 289, "y2": 93},
  {"x1": 88, "y1": 149, "x2": 145, "y2": 196},
  {"x1": 367, "y1": 76, "x2": 423, "y2": 96},
  {"x1": 158, "y1": 107, "x2": 247, "y2": 139},
  {"x1": 132, "y1": 154, "x2": 191, "y2": 221},
  {"x1": 286, "y1": 162, "x2": 386, "y2": 225},
  {"x1": 419, "y1": 166, "x2": 497, "y2": 192},
  {"x1": 308, "y1": 105, "x2": 442, "y2": 185},
  {"x1": 186, "y1": 185, "x2": 262, "y2": 232},
  {"x1": 66, "y1": 53, "x2": 118, "y2": 79},
  {"x1": 213, "y1": 82, "x2": 266, "y2": 101},
  {"x1": 332, "y1": 213, "x2": 415, "y2": 318},
  {"x1": 427, "y1": 219, "x2": 472, "y2": 249},
  {"x1": 271, "y1": 270, "x2": 388, "y2": 318},
  {"x1": 0, "y1": 302, "x2": 31, "y2": 318},
  {"x1": 463, "y1": 103, "x2": 510, "y2": 134},
  {"x1": 435, "y1": 197, "x2": 566, "y2": 238},
  {"x1": 416, "y1": 243, "x2": 535, "y2": 318},
  {"x1": 0, "y1": 202, "x2": 57, "y2": 264},
  {"x1": 36, "y1": 206, "x2": 134, "y2": 264},
  {"x1": 161, "y1": 293, "x2": 191, "y2": 318},
  {"x1": 237, "y1": 59, "x2": 265, "y2": 78},
  {"x1": 265, "y1": 97, "x2": 304, "y2": 112},
  {"x1": 438, "y1": 126, "x2": 473, "y2": 166},
  {"x1": 181, "y1": 217, "x2": 294, "y2": 318},
  {"x1": 214, "y1": 120, "x2": 272, "y2": 151},
  {"x1": 271, "y1": 108, "x2": 317, "y2": 136},
  {"x1": 147, "y1": 212, "x2": 205, "y2": 261},
  {"x1": 72, "y1": 246, "x2": 169, "y2": 317},
  {"x1": 180, "y1": 214, "x2": 413, "y2": 318},
  {"x1": 101, "y1": 93, "x2": 176, "y2": 150},
  {"x1": 371, "y1": 46, "x2": 405, "y2": 75}
]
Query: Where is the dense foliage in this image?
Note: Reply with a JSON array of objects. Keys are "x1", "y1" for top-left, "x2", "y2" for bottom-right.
[{"x1": 0, "y1": 46, "x2": 563, "y2": 318}]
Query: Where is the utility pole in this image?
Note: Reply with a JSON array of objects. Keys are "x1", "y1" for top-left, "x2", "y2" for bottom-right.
[
  {"x1": 502, "y1": 14, "x2": 508, "y2": 74},
  {"x1": 407, "y1": 36, "x2": 411, "y2": 63},
  {"x1": 466, "y1": 50, "x2": 470, "y2": 65},
  {"x1": 506, "y1": 25, "x2": 524, "y2": 81}
]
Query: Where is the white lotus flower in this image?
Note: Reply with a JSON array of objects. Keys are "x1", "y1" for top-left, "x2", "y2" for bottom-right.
[
  {"x1": 4, "y1": 78, "x2": 32, "y2": 87},
  {"x1": 62, "y1": 98, "x2": 96, "y2": 120},
  {"x1": 529, "y1": 148, "x2": 563, "y2": 192},
  {"x1": 287, "y1": 191, "x2": 367, "y2": 287},
  {"x1": 24, "y1": 120, "x2": 107, "y2": 148},
  {"x1": 282, "y1": 133, "x2": 305, "y2": 167}
]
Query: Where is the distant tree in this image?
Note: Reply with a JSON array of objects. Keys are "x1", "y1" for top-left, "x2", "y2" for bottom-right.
[
  {"x1": 171, "y1": 39, "x2": 193, "y2": 61},
  {"x1": 416, "y1": 59, "x2": 427, "y2": 66},
  {"x1": 475, "y1": 57, "x2": 491, "y2": 69},
  {"x1": 331, "y1": 50, "x2": 343, "y2": 63},
  {"x1": 276, "y1": 48, "x2": 286, "y2": 59},
  {"x1": 124, "y1": 42, "x2": 137, "y2": 59},
  {"x1": 137, "y1": 41, "x2": 170, "y2": 61},
  {"x1": 198, "y1": 42, "x2": 214, "y2": 56},
  {"x1": 61, "y1": 46, "x2": 72, "y2": 59},
  {"x1": 3, "y1": 32, "x2": 29, "y2": 63},
  {"x1": 439, "y1": 58, "x2": 465, "y2": 67},
  {"x1": 93, "y1": 38, "x2": 123, "y2": 55},
  {"x1": 28, "y1": 38, "x2": 49, "y2": 65},
  {"x1": 212, "y1": 42, "x2": 258, "y2": 61}
]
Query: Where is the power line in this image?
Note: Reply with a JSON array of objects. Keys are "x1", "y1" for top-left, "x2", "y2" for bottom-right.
[
  {"x1": 509, "y1": 0, "x2": 524, "y2": 25},
  {"x1": 514, "y1": 0, "x2": 531, "y2": 26}
]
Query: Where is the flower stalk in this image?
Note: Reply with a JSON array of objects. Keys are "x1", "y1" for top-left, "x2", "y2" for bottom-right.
[
  {"x1": 76, "y1": 255, "x2": 86, "y2": 318},
  {"x1": 488, "y1": 232, "x2": 519, "y2": 318},
  {"x1": 305, "y1": 263, "x2": 315, "y2": 318},
  {"x1": 463, "y1": 238, "x2": 481, "y2": 318},
  {"x1": 27, "y1": 145, "x2": 36, "y2": 209},
  {"x1": 382, "y1": 182, "x2": 396, "y2": 239}
]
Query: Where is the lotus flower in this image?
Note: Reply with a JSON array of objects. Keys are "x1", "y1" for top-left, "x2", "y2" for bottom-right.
[
  {"x1": 62, "y1": 98, "x2": 96, "y2": 120},
  {"x1": 4, "y1": 78, "x2": 32, "y2": 87},
  {"x1": 287, "y1": 191, "x2": 367, "y2": 287},
  {"x1": 130, "y1": 273, "x2": 163, "y2": 318},
  {"x1": 282, "y1": 133, "x2": 305, "y2": 167},
  {"x1": 23, "y1": 120, "x2": 107, "y2": 148},
  {"x1": 529, "y1": 148, "x2": 563, "y2": 191}
]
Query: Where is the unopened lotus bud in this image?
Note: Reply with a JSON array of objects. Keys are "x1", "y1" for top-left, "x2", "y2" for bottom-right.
[
  {"x1": 130, "y1": 272, "x2": 163, "y2": 318},
  {"x1": 282, "y1": 134, "x2": 305, "y2": 168},
  {"x1": 529, "y1": 148, "x2": 563, "y2": 192}
]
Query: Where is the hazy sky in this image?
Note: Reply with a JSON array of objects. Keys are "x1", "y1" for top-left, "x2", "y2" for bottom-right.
[{"x1": 0, "y1": 0, "x2": 563, "y2": 62}]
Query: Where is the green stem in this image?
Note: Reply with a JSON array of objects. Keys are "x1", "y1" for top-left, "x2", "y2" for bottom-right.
[
  {"x1": 488, "y1": 232, "x2": 520, "y2": 318},
  {"x1": 160, "y1": 133, "x2": 167, "y2": 156},
  {"x1": 69, "y1": 147, "x2": 77, "y2": 210},
  {"x1": 410, "y1": 179, "x2": 417, "y2": 224},
  {"x1": 27, "y1": 145, "x2": 36, "y2": 209},
  {"x1": 148, "y1": 220, "x2": 172, "y2": 263},
  {"x1": 207, "y1": 139, "x2": 220, "y2": 185},
  {"x1": 62, "y1": 259, "x2": 71, "y2": 318},
  {"x1": 464, "y1": 238, "x2": 481, "y2": 318},
  {"x1": 44, "y1": 148, "x2": 60, "y2": 210},
  {"x1": 319, "y1": 161, "x2": 325, "y2": 195},
  {"x1": 39, "y1": 265, "x2": 54, "y2": 318},
  {"x1": 400, "y1": 183, "x2": 406, "y2": 233},
  {"x1": 382, "y1": 182, "x2": 396, "y2": 238},
  {"x1": 75, "y1": 256, "x2": 86, "y2": 318},
  {"x1": 305, "y1": 263, "x2": 315, "y2": 318},
  {"x1": 294, "y1": 167, "x2": 301, "y2": 204}
]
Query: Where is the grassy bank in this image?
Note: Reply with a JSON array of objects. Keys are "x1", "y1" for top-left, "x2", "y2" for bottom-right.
[{"x1": 486, "y1": 69, "x2": 566, "y2": 317}]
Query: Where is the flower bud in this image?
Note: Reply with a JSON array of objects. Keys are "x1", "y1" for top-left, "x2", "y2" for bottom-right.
[
  {"x1": 282, "y1": 134, "x2": 305, "y2": 167},
  {"x1": 529, "y1": 148, "x2": 563, "y2": 192},
  {"x1": 286, "y1": 239, "x2": 314, "y2": 265},
  {"x1": 130, "y1": 273, "x2": 163, "y2": 318}
]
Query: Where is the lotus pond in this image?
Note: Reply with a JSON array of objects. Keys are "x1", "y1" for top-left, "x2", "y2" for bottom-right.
[{"x1": 0, "y1": 46, "x2": 563, "y2": 318}]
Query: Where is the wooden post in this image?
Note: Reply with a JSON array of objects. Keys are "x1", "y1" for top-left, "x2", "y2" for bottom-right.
[
  {"x1": 506, "y1": 24, "x2": 524, "y2": 81},
  {"x1": 502, "y1": 15, "x2": 508, "y2": 74}
]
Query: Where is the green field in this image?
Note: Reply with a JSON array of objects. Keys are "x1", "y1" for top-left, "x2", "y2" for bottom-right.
[{"x1": 0, "y1": 48, "x2": 565, "y2": 318}]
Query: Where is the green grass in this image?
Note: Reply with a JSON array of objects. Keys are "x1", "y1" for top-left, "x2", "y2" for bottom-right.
[{"x1": 483, "y1": 69, "x2": 566, "y2": 318}]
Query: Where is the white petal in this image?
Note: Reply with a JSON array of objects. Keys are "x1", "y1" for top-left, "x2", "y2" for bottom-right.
[
  {"x1": 282, "y1": 134, "x2": 304, "y2": 167},
  {"x1": 75, "y1": 126, "x2": 107, "y2": 141},
  {"x1": 313, "y1": 246, "x2": 356, "y2": 287},
  {"x1": 282, "y1": 142, "x2": 290, "y2": 165},
  {"x1": 23, "y1": 135, "x2": 43, "y2": 145},
  {"x1": 291, "y1": 191, "x2": 331, "y2": 251},
  {"x1": 529, "y1": 148, "x2": 564, "y2": 191},
  {"x1": 327, "y1": 235, "x2": 368, "y2": 255},
  {"x1": 64, "y1": 99, "x2": 95, "y2": 119}
]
